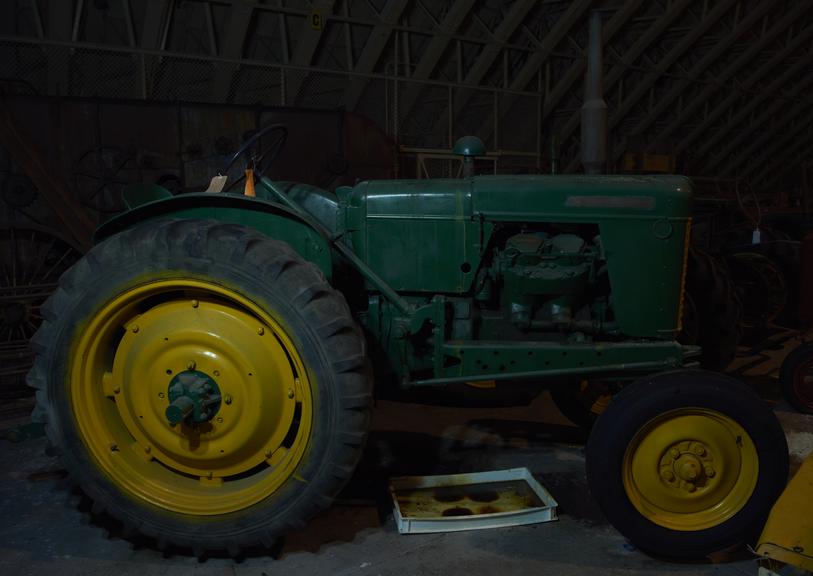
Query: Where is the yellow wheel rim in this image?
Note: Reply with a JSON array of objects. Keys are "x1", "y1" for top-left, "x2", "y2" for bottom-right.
[
  {"x1": 622, "y1": 408, "x2": 759, "y2": 531},
  {"x1": 70, "y1": 279, "x2": 313, "y2": 516}
]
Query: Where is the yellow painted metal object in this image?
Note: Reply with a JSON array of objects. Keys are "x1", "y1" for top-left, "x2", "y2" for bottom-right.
[
  {"x1": 70, "y1": 279, "x2": 312, "y2": 515},
  {"x1": 757, "y1": 451, "x2": 813, "y2": 571},
  {"x1": 622, "y1": 408, "x2": 758, "y2": 531}
]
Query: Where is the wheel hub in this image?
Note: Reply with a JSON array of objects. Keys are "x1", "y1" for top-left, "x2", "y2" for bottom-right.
[
  {"x1": 658, "y1": 441, "x2": 719, "y2": 493},
  {"x1": 165, "y1": 369, "x2": 222, "y2": 426}
]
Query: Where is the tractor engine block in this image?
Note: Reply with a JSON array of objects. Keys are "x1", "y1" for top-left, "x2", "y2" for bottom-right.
[{"x1": 488, "y1": 232, "x2": 610, "y2": 334}]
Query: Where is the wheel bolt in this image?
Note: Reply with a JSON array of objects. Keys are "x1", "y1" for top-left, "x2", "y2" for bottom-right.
[
  {"x1": 692, "y1": 444, "x2": 706, "y2": 456},
  {"x1": 660, "y1": 469, "x2": 674, "y2": 482},
  {"x1": 213, "y1": 370, "x2": 220, "y2": 377},
  {"x1": 187, "y1": 360, "x2": 196, "y2": 370},
  {"x1": 158, "y1": 392, "x2": 165, "y2": 398},
  {"x1": 131, "y1": 325, "x2": 139, "y2": 333},
  {"x1": 685, "y1": 482, "x2": 696, "y2": 493},
  {"x1": 113, "y1": 386, "x2": 121, "y2": 394},
  {"x1": 264, "y1": 449, "x2": 272, "y2": 458},
  {"x1": 109, "y1": 443, "x2": 118, "y2": 452},
  {"x1": 144, "y1": 445, "x2": 151, "y2": 454},
  {"x1": 224, "y1": 394, "x2": 232, "y2": 405},
  {"x1": 191, "y1": 299, "x2": 199, "y2": 308},
  {"x1": 216, "y1": 417, "x2": 223, "y2": 423},
  {"x1": 206, "y1": 471, "x2": 212, "y2": 479},
  {"x1": 669, "y1": 448, "x2": 680, "y2": 459},
  {"x1": 705, "y1": 466, "x2": 715, "y2": 478},
  {"x1": 287, "y1": 388, "x2": 294, "y2": 399},
  {"x1": 258, "y1": 326, "x2": 265, "y2": 335}
]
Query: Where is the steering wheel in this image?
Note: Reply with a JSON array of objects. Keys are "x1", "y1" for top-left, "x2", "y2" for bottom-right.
[{"x1": 222, "y1": 124, "x2": 288, "y2": 192}]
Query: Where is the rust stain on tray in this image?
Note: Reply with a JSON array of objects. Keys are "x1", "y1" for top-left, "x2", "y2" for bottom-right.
[{"x1": 396, "y1": 480, "x2": 543, "y2": 519}]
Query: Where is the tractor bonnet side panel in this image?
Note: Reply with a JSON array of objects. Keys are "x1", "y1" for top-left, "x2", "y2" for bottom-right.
[{"x1": 346, "y1": 180, "x2": 480, "y2": 293}]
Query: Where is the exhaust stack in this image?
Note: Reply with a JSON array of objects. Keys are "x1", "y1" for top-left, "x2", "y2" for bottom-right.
[{"x1": 581, "y1": 11, "x2": 607, "y2": 175}]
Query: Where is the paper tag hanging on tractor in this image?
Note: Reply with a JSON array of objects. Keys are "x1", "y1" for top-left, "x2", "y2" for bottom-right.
[
  {"x1": 204, "y1": 175, "x2": 228, "y2": 193},
  {"x1": 752, "y1": 228, "x2": 761, "y2": 244},
  {"x1": 244, "y1": 169, "x2": 255, "y2": 197}
]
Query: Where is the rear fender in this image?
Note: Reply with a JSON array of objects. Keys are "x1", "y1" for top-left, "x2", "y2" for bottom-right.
[{"x1": 94, "y1": 193, "x2": 333, "y2": 278}]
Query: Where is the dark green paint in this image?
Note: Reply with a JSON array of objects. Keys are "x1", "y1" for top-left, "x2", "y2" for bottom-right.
[{"x1": 100, "y1": 173, "x2": 694, "y2": 390}]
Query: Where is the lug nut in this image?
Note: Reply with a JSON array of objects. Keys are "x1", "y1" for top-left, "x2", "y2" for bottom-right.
[
  {"x1": 144, "y1": 445, "x2": 151, "y2": 454},
  {"x1": 685, "y1": 482, "x2": 696, "y2": 493},
  {"x1": 131, "y1": 325, "x2": 139, "y2": 333},
  {"x1": 216, "y1": 417, "x2": 223, "y2": 423},
  {"x1": 187, "y1": 361, "x2": 196, "y2": 370},
  {"x1": 113, "y1": 386, "x2": 121, "y2": 394},
  {"x1": 191, "y1": 299, "x2": 199, "y2": 308},
  {"x1": 258, "y1": 326, "x2": 265, "y2": 335},
  {"x1": 660, "y1": 469, "x2": 674, "y2": 482},
  {"x1": 158, "y1": 392, "x2": 165, "y2": 398},
  {"x1": 224, "y1": 394, "x2": 232, "y2": 405},
  {"x1": 264, "y1": 449, "x2": 273, "y2": 458},
  {"x1": 692, "y1": 444, "x2": 706, "y2": 456},
  {"x1": 705, "y1": 466, "x2": 715, "y2": 478},
  {"x1": 109, "y1": 443, "x2": 118, "y2": 452},
  {"x1": 669, "y1": 448, "x2": 680, "y2": 459},
  {"x1": 287, "y1": 388, "x2": 294, "y2": 399},
  {"x1": 213, "y1": 370, "x2": 220, "y2": 377}
]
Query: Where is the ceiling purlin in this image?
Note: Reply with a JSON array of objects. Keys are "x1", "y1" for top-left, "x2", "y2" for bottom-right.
[
  {"x1": 714, "y1": 54, "x2": 813, "y2": 178},
  {"x1": 672, "y1": 18, "x2": 813, "y2": 159},
  {"x1": 620, "y1": 0, "x2": 776, "y2": 159},
  {"x1": 644, "y1": 1, "x2": 811, "y2": 154}
]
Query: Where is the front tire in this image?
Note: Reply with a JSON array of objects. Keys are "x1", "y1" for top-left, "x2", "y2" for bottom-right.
[
  {"x1": 586, "y1": 370, "x2": 788, "y2": 559},
  {"x1": 27, "y1": 219, "x2": 371, "y2": 555}
]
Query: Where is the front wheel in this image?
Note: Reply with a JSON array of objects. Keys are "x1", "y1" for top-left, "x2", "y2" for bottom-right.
[
  {"x1": 586, "y1": 370, "x2": 788, "y2": 559},
  {"x1": 779, "y1": 342, "x2": 813, "y2": 414},
  {"x1": 28, "y1": 219, "x2": 371, "y2": 556}
]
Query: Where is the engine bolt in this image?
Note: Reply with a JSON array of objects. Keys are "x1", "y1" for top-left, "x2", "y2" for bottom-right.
[
  {"x1": 660, "y1": 469, "x2": 674, "y2": 482},
  {"x1": 705, "y1": 466, "x2": 715, "y2": 478},
  {"x1": 669, "y1": 448, "x2": 680, "y2": 459},
  {"x1": 187, "y1": 360, "x2": 196, "y2": 370},
  {"x1": 224, "y1": 394, "x2": 232, "y2": 405},
  {"x1": 258, "y1": 326, "x2": 265, "y2": 335},
  {"x1": 287, "y1": 388, "x2": 294, "y2": 399},
  {"x1": 191, "y1": 299, "x2": 199, "y2": 308},
  {"x1": 692, "y1": 444, "x2": 706, "y2": 456},
  {"x1": 131, "y1": 325, "x2": 139, "y2": 333}
]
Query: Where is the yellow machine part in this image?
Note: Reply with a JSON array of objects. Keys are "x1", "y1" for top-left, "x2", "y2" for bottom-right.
[{"x1": 757, "y1": 451, "x2": 813, "y2": 571}]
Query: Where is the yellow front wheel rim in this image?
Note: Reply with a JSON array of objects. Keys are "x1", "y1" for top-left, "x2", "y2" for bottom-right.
[
  {"x1": 70, "y1": 279, "x2": 313, "y2": 516},
  {"x1": 622, "y1": 408, "x2": 759, "y2": 531}
]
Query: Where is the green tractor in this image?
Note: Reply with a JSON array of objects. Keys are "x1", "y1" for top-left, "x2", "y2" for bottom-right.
[{"x1": 29, "y1": 126, "x2": 788, "y2": 559}]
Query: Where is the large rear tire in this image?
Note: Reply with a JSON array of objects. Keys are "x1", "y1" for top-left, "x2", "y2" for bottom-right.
[
  {"x1": 27, "y1": 219, "x2": 371, "y2": 556},
  {"x1": 586, "y1": 370, "x2": 788, "y2": 559}
]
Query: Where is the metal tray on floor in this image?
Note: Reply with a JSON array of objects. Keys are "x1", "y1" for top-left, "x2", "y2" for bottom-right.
[{"x1": 389, "y1": 467, "x2": 558, "y2": 534}]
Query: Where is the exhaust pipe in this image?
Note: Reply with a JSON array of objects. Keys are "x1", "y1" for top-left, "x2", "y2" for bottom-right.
[{"x1": 581, "y1": 11, "x2": 607, "y2": 175}]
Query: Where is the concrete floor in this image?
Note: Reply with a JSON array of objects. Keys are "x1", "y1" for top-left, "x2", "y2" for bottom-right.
[{"x1": 1, "y1": 327, "x2": 811, "y2": 576}]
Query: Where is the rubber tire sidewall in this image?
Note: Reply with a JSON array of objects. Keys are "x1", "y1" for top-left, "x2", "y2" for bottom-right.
[
  {"x1": 38, "y1": 219, "x2": 368, "y2": 551},
  {"x1": 586, "y1": 370, "x2": 788, "y2": 559}
]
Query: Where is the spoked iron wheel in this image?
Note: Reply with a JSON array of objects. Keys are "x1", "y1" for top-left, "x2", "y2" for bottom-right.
[
  {"x1": 73, "y1": 146, "x2": 133, "y2": 213},
  {"x1": 28, "y1": 219, "x2": 370, "y2": 555},
  {"x1": 728, "y1": 252, "x2": 787, "y2": 327},
  {"x1": 0, "y1": 225, "x2": 81, "y2": 399}
]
